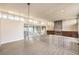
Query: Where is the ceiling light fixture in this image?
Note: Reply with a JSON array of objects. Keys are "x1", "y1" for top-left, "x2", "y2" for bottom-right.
[
  {"x1": 27, "y1": 3, "x2": 30, "y2": 21},
  {"x1": 27, "y1": 3, "x2": 30, "y2": 40}
]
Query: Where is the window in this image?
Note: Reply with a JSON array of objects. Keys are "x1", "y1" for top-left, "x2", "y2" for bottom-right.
[
  {"x1": 2, "y1": 13, "x2": 8, "y2": 19},
  {"x1": 8, "y1": 14, "x2": 14, "y2": 20},
  {"x1": 0, "y1": 11, "x2": 26, "y2": 21},
  {"x1": 15, "y1": 16, "x2": 19, "y2": 20},
  {"x1": 29, "y1": 19, "x2": 33, "y2": 22},
  {"x1": 20, "y1": 17, "x2": 24, "y2": 21},
  {"x1": 34, "y1": 20, "x2": 38, "y2": 24}
]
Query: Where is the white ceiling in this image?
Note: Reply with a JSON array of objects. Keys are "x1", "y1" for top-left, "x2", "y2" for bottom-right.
[{"x1": 0, "y1": 3, "x2": 79, "y2": 21}]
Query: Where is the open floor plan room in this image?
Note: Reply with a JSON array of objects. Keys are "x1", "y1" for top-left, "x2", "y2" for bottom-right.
[{"x1": 0, "y1": 3, "x2": 79, "y2": 55}]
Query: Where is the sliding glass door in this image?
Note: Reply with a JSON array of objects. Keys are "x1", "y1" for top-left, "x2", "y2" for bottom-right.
[{"x1": 24, "y1": 24, "x2": 46, "y2": 41}]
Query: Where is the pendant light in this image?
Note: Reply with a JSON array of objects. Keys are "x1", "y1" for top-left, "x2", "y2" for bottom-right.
[
  {"x1": 27, "y1": 3, "x2": 30, "y2": 40},
  {"x1": 27, "y1": 3, "x2": 30, "y2": 21}
]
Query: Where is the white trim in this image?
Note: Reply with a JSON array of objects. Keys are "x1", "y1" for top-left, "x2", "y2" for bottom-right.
[{"x1": 1, "y1": 39, "x2": 24, "y2": 45}]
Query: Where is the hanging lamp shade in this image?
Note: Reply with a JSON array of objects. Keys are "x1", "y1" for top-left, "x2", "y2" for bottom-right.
[{"x1": 27, "y1": 3, "x2": 30, "y2": 5}]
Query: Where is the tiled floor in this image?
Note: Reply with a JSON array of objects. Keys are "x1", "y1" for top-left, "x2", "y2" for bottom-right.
[{"x1": 0, "y1": 35, "x2": 79, "y2": 55}]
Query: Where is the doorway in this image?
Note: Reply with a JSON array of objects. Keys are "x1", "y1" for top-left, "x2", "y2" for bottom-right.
[{"x1": 24, "y1": 24, "x2": 46, "y2": 41}]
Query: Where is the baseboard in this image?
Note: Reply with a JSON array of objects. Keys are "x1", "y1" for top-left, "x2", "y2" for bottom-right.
[{"x1": 1, "y1": 39, "x2": 24, "y2": 45}]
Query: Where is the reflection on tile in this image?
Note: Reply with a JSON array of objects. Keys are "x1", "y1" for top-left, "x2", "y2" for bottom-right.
[{"x1": 0, "y1": 35, "x2": 79, "y2": 55}]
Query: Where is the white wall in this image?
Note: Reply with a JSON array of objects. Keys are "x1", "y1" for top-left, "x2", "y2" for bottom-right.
[
  {"x1": 0, "y1": 20, "x2": 1, "y2": 46},
  {"x1": 62, "y1": 19, "x2": 77, "y2": 31},
  {"x1": 46, "y1": 22, "x2": 54, "y2": 30},
  {"x1": 1, "y1": 20, "x2": 24, "y2": 44}
]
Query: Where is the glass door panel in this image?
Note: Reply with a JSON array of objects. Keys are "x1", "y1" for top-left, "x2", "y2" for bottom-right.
[{"x1": 24, "y1": 25, "x2": 46, "y2": 41}]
